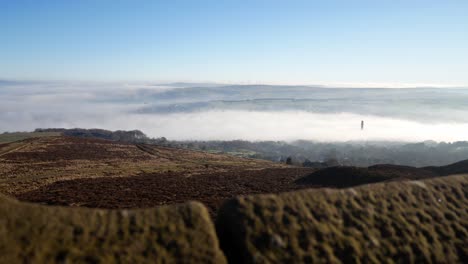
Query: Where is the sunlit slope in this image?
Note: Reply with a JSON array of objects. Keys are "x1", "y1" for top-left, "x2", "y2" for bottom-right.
[
  {"x1": 217, "y1": 174, "x2": 468, "y2": 263},
  {"x1": 0, "y1": 131, "x2": 61, "y2": 144},
  {"x1": 0, "y1": 136, "x2": 281, "y2": 195}
]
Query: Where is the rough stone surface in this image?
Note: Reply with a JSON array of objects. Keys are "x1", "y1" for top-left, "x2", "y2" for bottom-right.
[
  {"x1": 216, "y1": 175, "x2": 468, "y2": 263},
  {"x1": 0, "y1": 195, "x2": 226, "y2": 263}
]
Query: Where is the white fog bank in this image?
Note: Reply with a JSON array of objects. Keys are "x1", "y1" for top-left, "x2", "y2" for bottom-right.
[
  {"x1": 2, "y1": 81, "x2": 468, "y2": 142},
  {"x1": 3, "y1": 110, "x2": 467, "y2": 142},
  {"x1": 99, "y1": 111, "x2": 468, "y2": 142}
]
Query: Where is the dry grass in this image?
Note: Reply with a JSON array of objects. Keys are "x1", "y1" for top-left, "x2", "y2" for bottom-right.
[
  {"x1": 0, "y1": 136, "x2": 282, "y2": 195},
  {"x1": 0, "y1": 132, "x2": 61, "y2": 144}
]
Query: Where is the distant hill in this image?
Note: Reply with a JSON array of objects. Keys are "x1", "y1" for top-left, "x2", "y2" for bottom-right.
[
  {"x1": 34, "y1": 128, "x2": 154, "y2": 143},
  {"x1": 424, "y1": 159, "x2": 468, "y2": 176},
  {"x1": 1, "y1": 128, "x2": 155, "y2": 145},
  {"x1": 296, "y1": 161, "x2": 467, "y2": 188},
  {"x1": 0, "y1": 131, "x2": 61, "y2": 144}
]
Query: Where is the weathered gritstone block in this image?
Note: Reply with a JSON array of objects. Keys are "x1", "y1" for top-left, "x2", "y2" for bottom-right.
[
  {"x1": 0, "y1": 195, "x2": 226, "y2": 264},
  {"x1": 217, "y1": 175, "x2": 468, "y2": 263}
]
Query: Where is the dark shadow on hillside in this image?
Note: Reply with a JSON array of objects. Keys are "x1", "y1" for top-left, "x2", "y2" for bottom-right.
[
  {"x1": 15, "y1": 168, "x2": 316, "y2": 219},
  {"x1": 295, "y1": 159, "x2": 468, "y2": 188},
  {"x1": 423, "y1": 159, "x2": 468, "y2": 176}
]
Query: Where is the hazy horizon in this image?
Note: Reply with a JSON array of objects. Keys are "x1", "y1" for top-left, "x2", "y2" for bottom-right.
[
  {"x1": 2, "y1": 81, "x2": 468, "y2": 142},
  {"x1": 2, "y1": 1, "x2": 468, "y2": 142}
]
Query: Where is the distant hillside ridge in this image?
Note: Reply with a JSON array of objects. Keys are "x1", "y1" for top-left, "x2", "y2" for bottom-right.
[
  {"x1": 0, "y1": 131, "x2": 61, "y2": 144},
  {"x1": 34, "y1": 128, "x2": 167, "y2": 144},
  {"x1": 296, "y1": 160, "x2": 468, "y2": 188},
  {"x1": 7, "y1": 127, "x2": 468, "y2": 167},
  {"x1": 424, "y1": 159, "x2": 468, "y2": 176}
]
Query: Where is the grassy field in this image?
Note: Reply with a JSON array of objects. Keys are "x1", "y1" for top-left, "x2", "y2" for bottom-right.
[{"x1": 0, "y1": 132, "x2": 61, "y2": 144}]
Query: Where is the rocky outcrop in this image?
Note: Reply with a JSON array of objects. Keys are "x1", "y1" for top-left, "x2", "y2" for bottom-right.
[
  {"x1": 0, "y1": 195, "x2": 226, "y2": 263},
  {"x1": 216, "y1": 175, "x2": 468, "y2": 263}
]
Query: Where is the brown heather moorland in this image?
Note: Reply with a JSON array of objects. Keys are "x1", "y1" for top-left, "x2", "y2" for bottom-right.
[
  {"x1": 0, "y1": 135, "x2": 467, "y2": 263},
  {"x1": 0, "y1": 136, "x2": 284, "y2": 196}
]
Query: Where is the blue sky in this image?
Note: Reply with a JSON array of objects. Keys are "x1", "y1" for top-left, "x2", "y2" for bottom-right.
[{"x1": 1, "y1": 0, "x2": 468, "y2": 85}]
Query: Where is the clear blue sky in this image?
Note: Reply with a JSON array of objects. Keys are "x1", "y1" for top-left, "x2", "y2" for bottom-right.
[{"x1": 1, "y1": 0, "x2": 468, "y2": 85}]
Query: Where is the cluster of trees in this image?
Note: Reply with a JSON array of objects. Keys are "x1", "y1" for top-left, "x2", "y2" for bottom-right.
[
  {"x1": 34, "y1": 128, "x2": 167, "y2": 144},
  {"x1": 163, "y1": 139, "x2": 468, "y2": 167}
]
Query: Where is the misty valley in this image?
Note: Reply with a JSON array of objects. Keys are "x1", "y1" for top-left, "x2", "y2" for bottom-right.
[{"x1": 2, "y1": 1, "x2": 468, "y2": 262}]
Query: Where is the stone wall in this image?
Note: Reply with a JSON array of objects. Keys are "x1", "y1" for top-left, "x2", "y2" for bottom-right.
[
  {"x1": 216, "y1": 175, "x2": 468, "y2": 263},
  {"x1": 1, "y1": 175, "x2": 467, "y2": 263},
  {"x1": 0, "y1": 196, "x2": 226, "y2": 263}
]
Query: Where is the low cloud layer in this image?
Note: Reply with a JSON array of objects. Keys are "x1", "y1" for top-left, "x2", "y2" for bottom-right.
[
  {"x1": 1, "y1": 81, "x2": 468, "y2": 142},
  {"x1": 71, "y1": 111, "x2": 468, "y2": 142}
]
